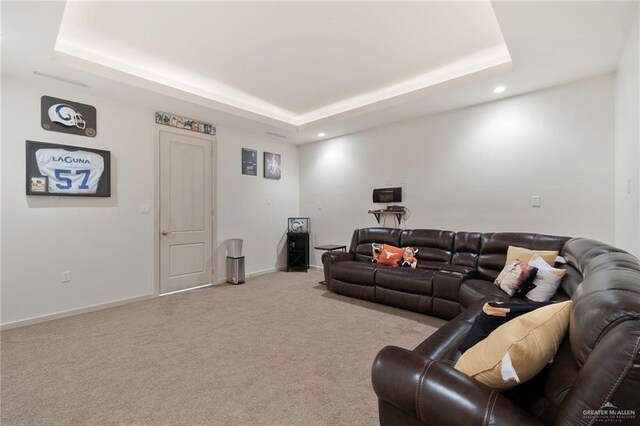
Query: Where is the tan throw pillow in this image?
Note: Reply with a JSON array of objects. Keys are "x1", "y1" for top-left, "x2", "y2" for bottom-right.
[
  {"x1": 454, "y1": 301, "x2": 572, "y2": 390},
  {"x1": 505, "y1": 246, "x2": 558, "y2": 266}
]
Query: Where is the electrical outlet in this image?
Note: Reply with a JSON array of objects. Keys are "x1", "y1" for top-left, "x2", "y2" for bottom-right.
[
  {"x1": 61, "y1": 271, "x2": 71, "y2": 283},
  {"x1": 317, "y1": 202, "x2": 323, "y2": 211},
  {"x1": 139, "y1": 204, "x2": 151, "y2": 214},
  {"x1": 531, "y1": 196, "x2": 541, "y2": 208},
  {"x1": 399, "y1": 176, "x2": 408, "y2": 184},
  {"x1": 266, "y1": 197, "x2": 271, "y2": 206}
]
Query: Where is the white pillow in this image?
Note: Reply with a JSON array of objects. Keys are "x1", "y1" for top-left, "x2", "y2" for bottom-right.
[{"x1": 526, "y1": 253, "x2": 566, "y2": 302}]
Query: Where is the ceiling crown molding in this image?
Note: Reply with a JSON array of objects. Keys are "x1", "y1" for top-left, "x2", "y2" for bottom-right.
[{"x1": 54, "y1": 39, "x2": 511, "y2": 128}]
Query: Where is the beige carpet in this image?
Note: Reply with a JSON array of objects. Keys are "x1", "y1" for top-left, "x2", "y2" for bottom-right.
[{"x1": 1, "y1": 270, "x2": 445, "y2": 425}]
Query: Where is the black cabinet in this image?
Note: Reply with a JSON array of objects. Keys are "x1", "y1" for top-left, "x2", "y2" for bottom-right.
[{"x1": 287, "y1": 232, "x2": 309, "y2": 272}]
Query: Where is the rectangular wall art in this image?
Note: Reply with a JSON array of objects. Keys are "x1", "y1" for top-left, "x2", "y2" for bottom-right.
[
  {"x1": 242, "y1": 148, "x2": 257, "y2": 176},
  {"x1": 25, "y1": 140, "x2": 111, "y2": 197},
  {"x1": 41, "y1": 96, "x2": 97, "y2": 138},
  {"x1": 264, "y1": 152, "x2": 281, "y2": 180},
  {"x1": 155, "y1": 111, "x2": 216, "y2": 135}
]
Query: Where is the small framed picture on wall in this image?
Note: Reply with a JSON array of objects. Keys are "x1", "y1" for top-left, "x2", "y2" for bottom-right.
[
  {"x1": 242, "y1": 148, "x2": 257, "y2": 176},
  {"x1": 264, "y1": 152, "x2": 281, "y2": 180}
]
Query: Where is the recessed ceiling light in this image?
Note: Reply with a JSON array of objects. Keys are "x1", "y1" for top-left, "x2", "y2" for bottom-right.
[
  {"x1": 493, "y1": 85, "x2": 506, "y2": 94},
  {"x1": 318, "y1": 132, "x2": 325, "y2": 137}
]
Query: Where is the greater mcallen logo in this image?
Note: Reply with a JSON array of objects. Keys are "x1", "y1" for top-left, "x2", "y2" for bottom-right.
[{"x1": 583, "y1": 402, "x2": 636, "y2": 422}]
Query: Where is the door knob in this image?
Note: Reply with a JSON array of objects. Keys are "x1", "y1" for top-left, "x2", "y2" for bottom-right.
[{"x1": 161, "y1": 231, "x2": 170, "y2": 236}]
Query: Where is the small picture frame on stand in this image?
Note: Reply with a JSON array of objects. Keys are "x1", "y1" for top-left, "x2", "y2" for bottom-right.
[{"x1": 288, "y1": 217, "x2": 309, "y2": 233}]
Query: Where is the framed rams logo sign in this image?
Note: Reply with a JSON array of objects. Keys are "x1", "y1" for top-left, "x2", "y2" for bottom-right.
[
  {"x1": 26, "y1": 140, "x2": 111, "y2": 197},
  {"x1": 41, "y1": 96, "x2": 97, "y2": 137}
]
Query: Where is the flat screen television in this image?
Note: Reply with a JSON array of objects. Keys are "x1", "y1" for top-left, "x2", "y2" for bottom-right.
[
  {"x1": 25, "y1": 140, "x2": 111, "y2": 197},
  {"x1": 372, "y1": 187, "x2": 402, "y2": 203}
]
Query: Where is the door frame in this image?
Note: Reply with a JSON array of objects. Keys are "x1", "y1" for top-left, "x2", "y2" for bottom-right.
[{"x1": 153, "y1": 126, "x2": 217, "y2": 296}]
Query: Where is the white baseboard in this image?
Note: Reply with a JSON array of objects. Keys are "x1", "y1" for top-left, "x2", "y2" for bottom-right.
[
  {"x1": 3, "y1": 266, "x2": 323, "y2": 330},
  {"x1": 215, "y1": 265, "x2": 287, "y2": 284},
  {"x1": 0, "y1": 293, "x2": 155, "y2": 331}
]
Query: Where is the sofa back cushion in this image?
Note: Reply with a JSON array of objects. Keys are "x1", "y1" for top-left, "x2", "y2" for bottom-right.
[
  {"x1": 492, "y1": 238, "x2": 640, "y2": 425},
  {"x1": 552, "y1": 239, "x2": 640, "y2": 424},
  {"x1": 399, "y1": 229, "x2": 454, "y2": 267},
  {"x1": 476, "y1": 233, "x2": 569, "y2": 281},
  {"x1": 452, "y1": 232, "x2": 482, "y2": 270},
  {"x1": 350, "y1": 227, "x2": 402, "y2": 262}
]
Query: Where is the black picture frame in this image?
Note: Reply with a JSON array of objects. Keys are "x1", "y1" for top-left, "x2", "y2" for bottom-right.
[
  {"x1": 288, "y1": 217, "x2": 310, "y2": 233},
  {"x1": 41, "y1": 96, "x2": 97, "y2": 138},
  {"x1": 25, "y1": 140, "x2": 111, "y2": 197},
  {"x1": 242, "y1": 148, "x2": 257, "y2": 176},
  {"x1": 264, "y1": 152, "x2": 281, "y2": 180}
]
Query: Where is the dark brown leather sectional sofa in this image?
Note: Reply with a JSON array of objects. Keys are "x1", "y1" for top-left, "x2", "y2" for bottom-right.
[{"x1": 322, "y1": 227, "x2": 640, "y2": 426}]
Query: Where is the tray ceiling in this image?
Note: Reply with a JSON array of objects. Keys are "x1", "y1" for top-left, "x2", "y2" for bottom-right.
[{"x1": 55, "y1": 1, "x2": 510, "y2": 126}]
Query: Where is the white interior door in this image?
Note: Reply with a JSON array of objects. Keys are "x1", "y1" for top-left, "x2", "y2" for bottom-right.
[{"x1": 160, "y1": 130, "x2": 213, "y2": 294}]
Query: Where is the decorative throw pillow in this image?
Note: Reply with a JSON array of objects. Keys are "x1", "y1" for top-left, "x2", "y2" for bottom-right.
[
  {"x1": 494, "y1": 260, "x2": 538, "y2": 297},
  {"x1": 376, "y1": 244, "x2": 404, "y2": 267},
  {"x1": 526, "y1": 253, "x2": 567, "y2": 302},
  {"x1": 454, "y1": 301, "x2": 572, "y2": 390},
  {"x1": 459, "y1": 300, "x2": 553, "y2": 353},
  {"x1": 505, "y1": 246, "x2": 558, "y2": 266}
]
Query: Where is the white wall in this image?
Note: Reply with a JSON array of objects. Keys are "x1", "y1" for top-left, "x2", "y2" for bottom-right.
[
  {"x1": 215, "y1": 127, "x2": 299, "y2": 278},
  {"x1": 1, "y1": 76, "x2": 155, "y2": 325},
  {"x1": 614, "y1": 7, "x2": 640, "y2": 257},
  {"x1": 1, "y1": 75, "x2": 299, "y2": 326},
  {"x1": 300, "y1": 74, "x2": 616, "y2": 266}
]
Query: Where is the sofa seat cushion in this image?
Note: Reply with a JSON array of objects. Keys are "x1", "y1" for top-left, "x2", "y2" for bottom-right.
[
  {"x1": 330, "y1": 261, "x2": 377, "y2": 286},
  {"x1": 375, "y1": 267, "x2": 435, "y2": 295},
  {"x1": 414, "y1": 261, "x2": 477, "y2": 275},
  {"x1": 416, "y1": 260, "x2": 450, "y2": 271},
  {"x1": 460, "y1": 279, "x2": 509, "y2": 308}
]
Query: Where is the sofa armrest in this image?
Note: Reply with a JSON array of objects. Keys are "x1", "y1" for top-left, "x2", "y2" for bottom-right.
[
  {"x1": 321, "y1": 251, "x2": 354, "y2": 265},
  {"x1": 322, "y1": 251, "x2": 354, "y2": 286},
  {"x1": 372, "y1": 346, "x2": 541, "y2": 426}
]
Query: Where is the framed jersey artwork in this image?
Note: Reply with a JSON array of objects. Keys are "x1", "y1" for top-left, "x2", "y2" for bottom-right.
[
  {"x1": 25, "y1": 141, "x2": 111, "y2": 197},
  {"x1": 41, "y1": 96, "x2": 97, "y2": 137}
]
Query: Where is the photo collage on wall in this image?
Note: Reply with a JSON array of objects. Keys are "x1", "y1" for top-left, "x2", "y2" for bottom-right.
[
  {"x1": 155, "y1": 111, "x2": 216, "y2": 135},
  {"x1": 241, "y1": 148, "x2": 281, "y2": 180}
]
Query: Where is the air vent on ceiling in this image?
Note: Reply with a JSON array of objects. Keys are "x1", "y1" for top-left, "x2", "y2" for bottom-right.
[
  {"x1": 266, "y1": 131, "x2": 287, "y2": 138},
  {"x1": 33, "y1": 71, "x2": 91, "y2": 88}
]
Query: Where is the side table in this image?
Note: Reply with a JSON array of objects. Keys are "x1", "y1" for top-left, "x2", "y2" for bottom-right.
[{"x1": 314, "y1": 244, "x2": 347, "y2": 284}]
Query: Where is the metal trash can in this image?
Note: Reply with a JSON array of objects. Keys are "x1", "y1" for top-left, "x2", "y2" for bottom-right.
[
  {"x1": 227, "y1": 239, "x2": 243, "y2": 257},
  {"x1": 226, "y1": 257, "x2": 245, "y2": 284},
  {"x1": 226, "y1": 239, "x2": 245, "y2": 284}
]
